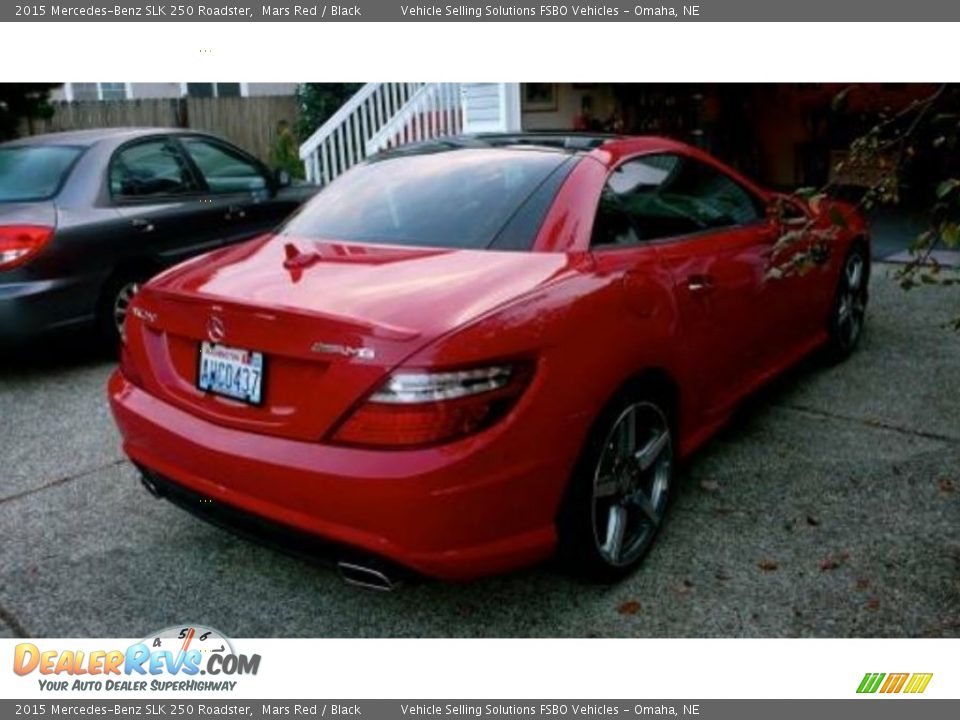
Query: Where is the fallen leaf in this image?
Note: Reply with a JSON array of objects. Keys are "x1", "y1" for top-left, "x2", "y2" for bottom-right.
[
  {"x1": 866, "y1": 596, "x2": 881, "y2": 611},
  {"x1": 617, "y1": 600, "x2": 641, "y2": 615},
  {"x1": 806, "y1": 514, "x2": 821, "y2": 527},
  {"x1": 855, "y1": 578, "x2": 871, "y2": 590},
  {"x1": 820, "y1": 555, "x2": 842, "y2": 572},
  {"x1": 939, "y1": 478, "x2": 955, "y2": 494},
  {"x1": 758, "y1": 559, "x2": 779, "y2": 572},
  {"x1": 699, "y1": 479, "x2": 720, "y2": 492}
]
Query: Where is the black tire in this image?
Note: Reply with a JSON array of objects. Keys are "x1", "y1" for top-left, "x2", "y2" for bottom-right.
[
  {"x1": 556, "y1": 388, "x2": 675, "y2": 582},
  {"x1": 824, "y1": 243, "x2": 869, "y2": 362},
  {"x1": 96, "y1": 270, "x2": 147, "y2": 350}
]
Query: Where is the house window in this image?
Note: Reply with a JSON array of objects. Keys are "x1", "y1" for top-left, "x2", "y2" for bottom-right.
[
  {"x1": 100, "y1": 83, "x2": 128, "y2": 101},
  {"x1": 184, "y1": 83, "x2": 244, "y2": 98},
  {"x1": 67, "y1": 83, "x2": 128, "y2": 101},
  {"x1": 215, "y1": 83, "x2": 242, "y2": 97}
]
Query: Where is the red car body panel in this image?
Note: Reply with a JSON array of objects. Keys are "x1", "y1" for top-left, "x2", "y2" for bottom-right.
[{"x1": 108, "y1": 136, "x2": 868, "y2": 580}]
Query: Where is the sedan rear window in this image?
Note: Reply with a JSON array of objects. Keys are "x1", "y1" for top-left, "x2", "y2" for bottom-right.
[
  {"x1": 0, "y1": 146, "x2": 83, "y2": 202},
  {"x1": 281, "y1": 148, "x2": 570, "y2": 250}
]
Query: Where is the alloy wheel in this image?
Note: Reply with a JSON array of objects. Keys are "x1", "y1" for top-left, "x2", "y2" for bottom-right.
[
  {"x1": 591, "y1": 401, "x2": 672, "y2": 567},
  {"x1": 113, "y1": 281, "x2": 141, "y2": 338},
  {"x1": 837, "y1": 253, "x2": 866, "y2": 350}
]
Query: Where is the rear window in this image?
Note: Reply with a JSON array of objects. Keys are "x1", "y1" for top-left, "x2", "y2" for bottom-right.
[
  {"x1": 0, "y1": 145, "x2": 83, "y2": 202},
  {"x1": 281, "y1": 148, "x2": 570, "y2": 249}
]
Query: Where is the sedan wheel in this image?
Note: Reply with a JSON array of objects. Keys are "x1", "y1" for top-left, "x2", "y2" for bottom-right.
[
  {"x1": 113, "y1": 281, "x2": 141, "y2": 339},
  {"x1": 98, "y1": 271, "x2": 149, "y2": 349}
]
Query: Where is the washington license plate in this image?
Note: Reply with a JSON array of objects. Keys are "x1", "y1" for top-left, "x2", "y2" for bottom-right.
[{"x1": 197, "y1": 342, "x2": 265, "y2": 405}]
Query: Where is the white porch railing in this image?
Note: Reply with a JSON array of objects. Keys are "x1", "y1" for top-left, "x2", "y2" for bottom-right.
[
  {"x1": 365, "y1": 83, "x2": 464, "y2": 155},
  {"x1": 298, "y1": 83, "x2": 464, "y2": 185}
]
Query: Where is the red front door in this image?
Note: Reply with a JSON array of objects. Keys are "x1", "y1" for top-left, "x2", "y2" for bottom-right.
[
  {"x1": 655, "y1": 223, "x2": 780, "y2": 419},
  {"x1": 593, "y1": 151, "x2": 782, "y2": 424}
]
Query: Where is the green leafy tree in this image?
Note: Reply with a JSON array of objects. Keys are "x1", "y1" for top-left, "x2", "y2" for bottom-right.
[
  {"x1": 776, "y1": 84, "x2": 960, "y2": 329},
  {"x1": 296, "y1": 83, "x2": 363, "y2": 141},
  {"x1": 269, "y1": 118, "x2": 304, "y2": 179}
]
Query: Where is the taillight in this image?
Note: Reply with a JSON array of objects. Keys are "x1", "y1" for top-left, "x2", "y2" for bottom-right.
[
  {"x1": 0, "y1": 225, "x2": 54, "y2": 271},
  {"x1": 330, "y1": 362, "x2": 533, "y2": 448}
]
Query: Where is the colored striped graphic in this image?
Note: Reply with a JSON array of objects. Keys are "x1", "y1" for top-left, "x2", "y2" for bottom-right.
[
  {"x1": 903, "y1": 673, "x2": 934, "y2": 694},
  {"x1": 857, "y1": 672, "x2": 933, "y2": 694}
]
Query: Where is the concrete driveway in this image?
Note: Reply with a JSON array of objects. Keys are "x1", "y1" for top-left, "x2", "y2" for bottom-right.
[{"x1": 1, "y1": 265, "x2": 958, "y2": 638}]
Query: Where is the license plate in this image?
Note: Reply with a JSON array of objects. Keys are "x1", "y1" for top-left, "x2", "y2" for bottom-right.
[{"x1": 197, "y1": 342, "x2": 265, "y2": 405}]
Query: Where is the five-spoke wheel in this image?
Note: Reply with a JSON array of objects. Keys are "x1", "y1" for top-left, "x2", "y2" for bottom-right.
[
  {"x1": 558, "y1": 391, "x2": 674, "y2": 580},
  {"x1": 827, "y1": 245, "x2": 869, "y2": 360},
  {"x1": 592, "y1": 402, "x2": 672, "y2": 567}
]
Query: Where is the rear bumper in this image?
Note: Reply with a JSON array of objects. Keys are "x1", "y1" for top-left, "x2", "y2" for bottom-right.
[
  {"x1": 108, "y1": 370, "x2": 560, "y2": 580},
  {"x1": 0, "y1": 277, "x2": 96, "y2": 346}
]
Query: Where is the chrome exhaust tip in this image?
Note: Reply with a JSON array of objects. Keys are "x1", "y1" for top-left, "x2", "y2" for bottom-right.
[{"x1": 336, "y1": 560, "x2": 400, "y2": 592}]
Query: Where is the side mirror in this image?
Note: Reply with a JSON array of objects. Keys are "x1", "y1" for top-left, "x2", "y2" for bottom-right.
[{"x1": 274, "y1": 168, "x2": 292, "y2": 189}]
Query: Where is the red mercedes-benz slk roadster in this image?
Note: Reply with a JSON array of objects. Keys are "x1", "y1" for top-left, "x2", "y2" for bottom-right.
[{"x1": 109, "y1": 134, "x2": 869, "y2": 588}]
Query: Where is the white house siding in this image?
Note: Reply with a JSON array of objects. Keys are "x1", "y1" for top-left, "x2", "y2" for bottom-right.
[
  {"x1": 461, "y1": 83, "x2": 521, "y2": 133},
  {"x1": 128, "y1": 83, "x2": 182, "y2": 99},
  {"x1": 247, "y1": 82, "x2": 298, "y2": 96}
]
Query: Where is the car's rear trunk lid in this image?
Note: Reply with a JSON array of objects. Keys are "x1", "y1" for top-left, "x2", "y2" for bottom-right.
[
  {"x1": 126, "y1": 234, "x2": 571, "y2": 442},
  {"x1": 0, "y1": 202, "x2": 57, "y2": 227}
]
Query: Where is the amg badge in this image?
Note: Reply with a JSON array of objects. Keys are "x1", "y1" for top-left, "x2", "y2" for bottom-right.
[{"x1": 311, "y1": 342, "x2": 376, "y2": 360}]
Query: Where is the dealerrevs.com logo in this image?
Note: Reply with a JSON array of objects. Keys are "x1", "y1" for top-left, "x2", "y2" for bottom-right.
[
  {"x1": 13, "y1": 625, "x2": 260, "y2": 692},
  {"x1": 857, "y1": 673, "x2": 933, "y2": 695}
]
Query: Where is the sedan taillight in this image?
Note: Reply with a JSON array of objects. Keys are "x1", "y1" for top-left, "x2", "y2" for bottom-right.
[
  {"x1": 330, "y1": 362, "x2": 533, "y2": 448},
  {"x1": 0, "y1": 225, "x2": 54, "y2": 271}
]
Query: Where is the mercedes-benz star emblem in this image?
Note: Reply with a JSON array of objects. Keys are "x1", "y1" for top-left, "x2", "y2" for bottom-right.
[{"x1": 207, "y1": 316, "x2": 226, "y2": 343}]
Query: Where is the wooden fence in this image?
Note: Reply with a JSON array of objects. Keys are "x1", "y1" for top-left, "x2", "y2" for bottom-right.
[{"x1": 19, "y1": 95, "x2": 300, "y2": 165}]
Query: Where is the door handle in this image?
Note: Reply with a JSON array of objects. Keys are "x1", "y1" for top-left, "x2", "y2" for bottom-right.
[
  {"x1": 130, "y1": 218, "x2": 154, "y2": 233},
  {"x1": 687, "y1": 274, "x2": 714, "y2": 294},
  {"x1": 225, "y1": 205, "x2": 247, "y2": 220}
]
